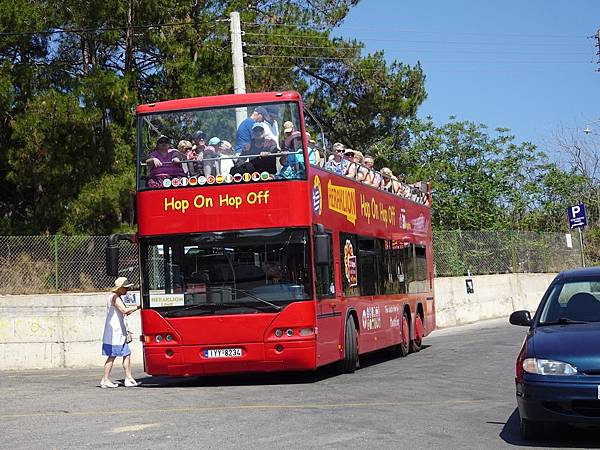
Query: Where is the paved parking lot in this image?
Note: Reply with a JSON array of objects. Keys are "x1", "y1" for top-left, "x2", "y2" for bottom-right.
[{"x1": 1, "y1": 319, "x2": 599, "y2": 449}]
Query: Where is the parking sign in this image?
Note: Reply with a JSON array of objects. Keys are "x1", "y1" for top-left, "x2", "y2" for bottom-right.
[{"x1": 567, "y1": 204, "x2": 587, "y2": 229}]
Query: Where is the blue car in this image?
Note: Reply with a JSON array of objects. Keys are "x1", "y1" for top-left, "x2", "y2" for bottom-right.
[{"x1": 510, "y1": 267, "x2": 600, "y2": 440}]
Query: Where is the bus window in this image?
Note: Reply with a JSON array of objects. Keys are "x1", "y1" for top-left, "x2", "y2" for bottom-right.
[
  {"x1": 314, "y1": 230, "x2": 334, "y2": 298},
  {"x1": 358, "y1": 237, "x2": 382, "y2": 296},
  {"x1": 407, "y1": 244, "x2": 429, "y2": 294}
]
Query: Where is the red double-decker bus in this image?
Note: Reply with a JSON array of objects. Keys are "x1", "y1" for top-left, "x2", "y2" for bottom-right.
[{"x1": 108, "y1": 91, "x2": 435, "y2": 377}]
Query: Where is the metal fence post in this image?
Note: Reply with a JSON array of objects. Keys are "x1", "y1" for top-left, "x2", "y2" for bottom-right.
[{"x1": 54, "y1": 235, "x2": 59, "y2": 292}]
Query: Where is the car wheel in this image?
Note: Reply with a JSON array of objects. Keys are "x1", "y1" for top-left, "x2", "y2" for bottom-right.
[
  {"x1": 410, "y1": 312, "x2": 424, "y2": 353},
  {"x1": 339, "y1": 318, "x2": 359, "y2": 373},
  {"x1": 520, "y1": 417, "x2": 544, "y2": 440}
]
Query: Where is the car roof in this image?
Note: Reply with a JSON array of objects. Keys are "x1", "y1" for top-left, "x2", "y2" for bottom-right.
[{"x1": 554, "y1": 266, "x2": 600, "y2": 282}]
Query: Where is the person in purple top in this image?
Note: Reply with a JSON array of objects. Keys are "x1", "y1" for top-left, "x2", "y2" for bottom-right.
[
  {"x1": 235, "y1": 106, "x2": 268, "y2": 154},
  {"x1": 146, "y1": 135, "x2": 185, "y2": 187}
]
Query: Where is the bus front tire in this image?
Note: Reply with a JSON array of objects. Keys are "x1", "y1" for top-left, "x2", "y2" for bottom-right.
[{"x1": 340, "y1": 318, "x2": 359, "y2": 373}]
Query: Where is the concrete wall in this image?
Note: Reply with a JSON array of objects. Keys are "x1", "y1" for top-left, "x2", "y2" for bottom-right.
[
  {"x1": 0, "y1": 293, "x2": 143, "y2": 371},
  {"x1": 434, "y1": 273, "x2": 555, "y2": 328},
  {"x1": 0, "y1": 273, "x2": 556, "y2": 371}
]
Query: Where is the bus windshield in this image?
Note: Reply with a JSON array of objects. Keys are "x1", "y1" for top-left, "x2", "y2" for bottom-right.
[
  {"x1": 141, "y1": 227, "x2": 312, "y2": 316},
  {"x1": 138, "y1": 101, "x2": 305, "y2": 190}
]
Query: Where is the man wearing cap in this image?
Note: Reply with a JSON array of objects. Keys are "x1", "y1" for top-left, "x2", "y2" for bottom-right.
[
  {"x1": 235, "y1": 107, "x2": 267, "y2": 154},
  {"x1": 145, "y1": 135, "x2": 185, "y2": 187},
  {"x1": 238, "y1": 122, "x2": 278, "y2": 174}
]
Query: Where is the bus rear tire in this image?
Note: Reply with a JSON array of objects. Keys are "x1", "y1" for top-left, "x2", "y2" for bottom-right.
[
  {"x1": 392, "y1": 311, "x2": 410, "y2": 357},
  {"x1": 410, "y1": 312, "x2": 424, "y2": 353},
  {"x1": 340, "y1": 318, "x2": 359, "y2": 373}
]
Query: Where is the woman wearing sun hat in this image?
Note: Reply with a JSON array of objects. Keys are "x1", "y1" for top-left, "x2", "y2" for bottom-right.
[{"x1": 100, "y1": 277, "x2": 141, "y2": 388}]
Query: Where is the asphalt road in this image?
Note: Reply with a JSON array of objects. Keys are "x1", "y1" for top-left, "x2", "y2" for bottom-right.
[{"x1": 1, "y1": 319, "x2": 599, "y2": 450}]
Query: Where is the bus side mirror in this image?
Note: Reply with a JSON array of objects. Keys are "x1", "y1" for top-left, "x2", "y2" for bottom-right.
[
  {"x1": 106, "y1": 234, "x2": 120, "y2": 277},
  {"x1": 314, "y1": 234, "x2": 330, "y2": 266},
  {"x1": 106, "y1": 234, "x2": 137, "y2": 277}
]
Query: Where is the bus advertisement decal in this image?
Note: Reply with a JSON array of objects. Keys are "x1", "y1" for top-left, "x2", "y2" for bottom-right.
[
  {"x1": 344, "y1": 240, "x2": 358, "y2": 287},
  {"x1": 327, "y1": 180, "x2": 356, "y2": 224}
]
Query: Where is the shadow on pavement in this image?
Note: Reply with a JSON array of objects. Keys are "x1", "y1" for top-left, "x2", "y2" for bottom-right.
[
  {"x1": 135, "y1": 344, "x2": 431, "y2": 388},
  {"x1": 498, "y1": 408, "x2": 600, "y2": 448}
]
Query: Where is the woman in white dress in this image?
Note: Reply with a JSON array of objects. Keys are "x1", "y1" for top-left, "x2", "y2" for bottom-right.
[{"x1": 100, "y1": 277, "x2": 140, "y2": 388}]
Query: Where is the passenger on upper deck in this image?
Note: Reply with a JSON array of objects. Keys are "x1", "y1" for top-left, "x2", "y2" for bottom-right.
[
  {"x1": 380, "y1": 167, "x2": 401, "y2": 195},
  {"x1": 238, "y1": 122, "x2": 278, "y2": 174},
  {"x1": 187, "y1": 130, "x2": 208, "y2": 175},
  {"x1": 344, "y1": 149, "x2": 364, "y2": 179},
  {"x1": 263, "y1": 105, "x2": 280, "y2": 146},
  {"x1": 324, "y1": 143, "x2": 349, "y2": 175},
  {"x1": 218, "y1": 140, "x2": 236, "y2": 175},
  {"x1": 362, "y1": 155, "x2": 381, "y2": 187},
  {"x1": 235, "y1": 107, "x2": 267, "y2": 154},
  {"x1": 146, "y1": 135, "x2": 185, "y2": 187},
  {"x1": 176, "y1": 140, "x2": 194, "y2": 174},
  {"x1": 306, "y1": 132, "x2": 321, "y2": 166},
  {"x1": 203, "y1": 137, "x2": 221, "y2": 177},
  {"x1": 281, "y1": 121, "x2": 294, "y2": 149}
]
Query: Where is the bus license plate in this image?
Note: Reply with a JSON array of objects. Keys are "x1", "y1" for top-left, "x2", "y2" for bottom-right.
[{"x1": 204, "y1": 348, "x2": 242, "y2": 358}]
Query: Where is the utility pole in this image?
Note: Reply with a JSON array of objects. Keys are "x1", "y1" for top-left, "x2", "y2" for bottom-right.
[{"x1": 229, "y1": 11, "x2": 247, "y2": 126}]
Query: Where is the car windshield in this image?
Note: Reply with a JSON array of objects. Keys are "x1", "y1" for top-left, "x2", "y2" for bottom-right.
[
  {"x1": 138, "y1": 101, "x2": 306, "y2": 190},
  {"x1": 538, "y1": 280, "x2": 600, "y2": 324},
  {"x1": 140, "y1": 227, "x2": 312, "y2": 316}
]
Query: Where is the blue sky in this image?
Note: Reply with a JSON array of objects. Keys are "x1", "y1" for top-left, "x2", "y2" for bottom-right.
[{"x1": 335, "y1": 1, "x2": 600, "y2": 153}]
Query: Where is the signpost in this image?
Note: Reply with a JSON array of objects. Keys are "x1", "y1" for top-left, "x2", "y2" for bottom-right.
[{"x1": 567, "y1": 204, "x2": 587, "y2": 267}]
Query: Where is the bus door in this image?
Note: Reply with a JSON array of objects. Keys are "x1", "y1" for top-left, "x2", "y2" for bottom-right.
[{"x1": 314, "y1": 228, "x2": 341, "y2": 365}]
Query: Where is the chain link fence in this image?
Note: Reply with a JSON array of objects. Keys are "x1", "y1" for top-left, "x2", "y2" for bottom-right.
[
  {"x1": 0, "y1": 231, "x2": 586, "y2": 294},
  {"x1": 0, "y1": 236, "x2": 139, "y2": 294},
  {"x1": 433, "y1": 230, "x2": 583, "y2": 277}
]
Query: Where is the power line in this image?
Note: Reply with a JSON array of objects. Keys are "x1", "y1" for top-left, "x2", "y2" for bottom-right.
[
  {"x1": 246, "y1": 54, "x2": 589, "y2": 64},
  {"x1": 241, "y1": 21, "x2": 587, "y2": 39},
  {"x1": 0, "y1": 20, "x2": 227, "y2": 38}
]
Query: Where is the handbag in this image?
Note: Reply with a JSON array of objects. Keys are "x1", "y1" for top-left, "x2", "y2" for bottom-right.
[{"x1": 125, "y1": 329, "x2": 133, "y2": 344}]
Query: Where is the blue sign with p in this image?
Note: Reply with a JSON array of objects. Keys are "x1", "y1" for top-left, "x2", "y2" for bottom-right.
[{"x1": 567, "y1": 204, "x2": 587, "y2": 229}]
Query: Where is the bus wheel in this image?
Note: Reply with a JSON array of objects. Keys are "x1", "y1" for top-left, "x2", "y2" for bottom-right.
[
  {"x1": 340, "y1": 318, "x2": 359, "y2": 373},
  {"x1": 410, "y1": 312, "x2": 424, "y2": 353},
  {"x1": 392, "y1": 311, "x2": 410, "y2": 357}
]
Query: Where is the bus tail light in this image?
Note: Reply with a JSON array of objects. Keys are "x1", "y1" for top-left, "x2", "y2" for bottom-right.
[{"x1": 299, "y1": 328, "x2": 314, "y2": 336}]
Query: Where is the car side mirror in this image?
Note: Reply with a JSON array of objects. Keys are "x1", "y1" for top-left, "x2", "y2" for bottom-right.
[{"x1": 509, "y1": 310, "x2": 532, "y2": 326}]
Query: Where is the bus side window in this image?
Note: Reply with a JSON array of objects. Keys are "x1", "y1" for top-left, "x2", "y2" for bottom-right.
[{"x1": 314, "y1": 230, "x2": 334, "y2": 298}]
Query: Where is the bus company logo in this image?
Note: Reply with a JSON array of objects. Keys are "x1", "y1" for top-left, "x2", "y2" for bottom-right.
[
  {"x1": 251, "y1": 172, "x2": 261, "y2": 182},
  {"x1": 189, "y1": 176, "x2": 198, "y2": 186},
  {"x1": 233, "y1": 173, "x2": 243, "y2": 183},
  {"x1": 162, "y1": 178, "x2": 172, "y2": 188},
  {"x1": 327, "y1": 180, "x2": 356, "y2": 224},
  {"x1": 260, "y1": 171, "x2": 270, "y2": 181},
  {"x1": 179, "y1": 177, "x2": 189, "y2": 187},
  {"x1": 224, "y1": 174, "x2": 233, "y2": 184},
  {"x1": 243, "y1": 173, "x2": 252, "y2": 182},
  {"x1": 362, "y1": 306, "x2": 381, "y2": 331},
  {"x1": 215, "y1": 175, "x2": 224, "y2": 184},
  {"x1": 312, "y1": 176, "x2": 322, "y2": 215},
  {"x1": 207, "y1": 175, "x2": 215, "y2": 185}
]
